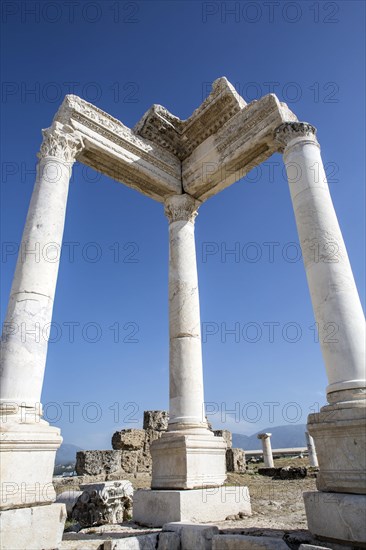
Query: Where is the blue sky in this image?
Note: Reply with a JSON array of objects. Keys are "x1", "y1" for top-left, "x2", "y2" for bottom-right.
[{"x1": 1, "y1": 1, "x2": 365, "y2": 449}]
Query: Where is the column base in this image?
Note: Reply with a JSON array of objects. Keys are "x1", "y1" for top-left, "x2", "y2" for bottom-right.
[
  {"x1": 304, "y1": 491, "x2": 366, "y2": 547},
  {"x1": 133, "y1": 486, "x2": 251, "y2": 527},
  {"x1": 0, "y1": 417, "x2": 62, "y2": 508},
  {"x1": 0, "y1": 502, "x2": 66, "y2": 550},
  {"x1": 307, "y1": 402, "x2": 366, "y2": 494},
  {"x1": 151, "y1": 431, "x2": 226, "y2": 489}
]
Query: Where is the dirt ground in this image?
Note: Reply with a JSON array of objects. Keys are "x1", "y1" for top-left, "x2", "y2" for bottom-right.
[{"x1": 57, "y1": 456, "x2": 317, "y2": 532}]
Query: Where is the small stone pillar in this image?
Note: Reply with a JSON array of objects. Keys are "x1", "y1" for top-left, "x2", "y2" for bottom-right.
[
  {"x1": 0, "y1": 122, "x2": 83, "y2": 549},
  {"x1": 257, "y1": 433, "x2": 274, "y2": 468},
  {"x1": 305, "y1": 431, "x2": 318, "y2": 468},
  {"x1": 276, "y1": 121, "x2": 366, "y2": 547}
]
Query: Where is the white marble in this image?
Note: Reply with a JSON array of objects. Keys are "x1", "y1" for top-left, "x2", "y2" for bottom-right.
[
  {"x1": 0, "y1": 122, "x2": 83, "y2": 414},
  {"x1": 276, "y1": 122, "x2": 365, "y2": 403},
  {"x1": 0, "y1": 503, "x2": 66, "y2": 550},
  {"x1": 257, "y1": 433, "x2": 274, "y2": 468},
  {"x1": 133, "y1": 486, "x2": 251, "y2": 527},
  {"x1": 164, "y1": 194, "x2": 206, "y2": 430},
  {"x1": 307, "y1": 402, "x2": 365, "y2": 494},
  {"x1": 304, "y1": 492, "x2": 366, "y2": 546},
  {"x1": 305, "y1": 431, "x2": 318, "y2": 468}
]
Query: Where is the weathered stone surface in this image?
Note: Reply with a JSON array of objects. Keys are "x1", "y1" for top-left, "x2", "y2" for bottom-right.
[
  {"x1": 103, "y1": 534, "x2": 159, "y2": 550},
  {"x1": 56, "y1": 490, "x2": 82, "y2": 517},
  {"x1": 151, "y1": 431, "x2": 227, "y2": 489},
  {"x1": 214, "y1": 430, "x2": 232, "y2": 448},
  {"x1": 164, "y1": 522, "x2": 219, "y2": 550},
  {"x1": 157, "y1": 531, "x2": 181, "y2": 550},
  {"x1": 55, "y1": 95, "x2": 181, "y2": 202},
  {"x1": 121, "y1": 450, "x2": 139, "y2": 473},
  {"x1": 75, "y1": 450, "x2": 122, "y2": 476},
  {"x1": 143, "y1": 410, "x2": 169, "y2": 431},
  {"x1": 112, "y1": 429, "x2": 145, "y2": 451},
  {"x1": 212, "y1": 535, "x2": 289, "y2": 549},
  {"x1": 226, "y1": 448, "x2": 246, "y2": 473},
  {"x1": 307, "y1": 404, "x2": 366, "y2": 493},
  {"x1": 304, "y1": 491, "x2": 366, "y2": 546},
  {"x1": 72, "y1": 481, "x2": 133, "y2": 527},
  {"x1": 133, "y1": 486, "x2": 251, "y2": 527},
  {"x1": 0, "y1": 503, "x2": 66, "y2": 550}
]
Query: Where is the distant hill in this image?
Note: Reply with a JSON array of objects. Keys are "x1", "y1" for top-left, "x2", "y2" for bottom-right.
[
  {"x1": 55, "y1": 443, "x2": 82, "y2": 466},
  {"x1": 232, "y1": 424, "x2": 307, "y2": 450}
]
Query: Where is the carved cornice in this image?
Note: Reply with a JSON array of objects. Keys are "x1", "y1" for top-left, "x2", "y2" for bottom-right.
[
  {"x1": 135, "y1": 77, "x2": 247, "y2": 160},
  {"x1": 38, "y1": 122, "x2": 84, "y2": 162},
  {"x1": 274, "y1": 122, "x2": 317, "y2": 151},
  {"x1": 164, "y1": 194, "x2": 200, "y2": 223}
]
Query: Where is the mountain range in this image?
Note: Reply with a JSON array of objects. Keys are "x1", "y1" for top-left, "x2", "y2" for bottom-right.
[{"x1": 232, "y1": 424, "x2": 307, "y2": 450}]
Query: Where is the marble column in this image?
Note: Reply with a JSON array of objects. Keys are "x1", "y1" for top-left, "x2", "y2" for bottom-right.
[
  {"x1": 150, "y1": 194, "x2": 226, "y2": 489},
  {"x1": 257, "y1": 433, "x2": 274, "y2": 468},
  {"x1": 0, "y1": 122, "x2": 83, "y2": 549},
  {"x1": 165, "y1": 194, "x2": 207, "y2": 432},
  {"x1": 305, "y1": 431, "x2": 318, "y2": 468},
  {"x1": 276, "y1": 122, "x2": 366, "y2": 546},
  {"x1": 275, "y1": 122, "x2": 365, "y2": 404}
]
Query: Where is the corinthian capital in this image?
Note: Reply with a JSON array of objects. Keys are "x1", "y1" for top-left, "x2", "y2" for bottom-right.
[
  {"x1": 164, "y1": 194, "x2": 200, "y2": 223},
  {"x1": 274, "y1": 122, "x2": 317, "y2": 151},
  {"x1": 38, "y1": 122, "x2": 84, "y2": 163}
]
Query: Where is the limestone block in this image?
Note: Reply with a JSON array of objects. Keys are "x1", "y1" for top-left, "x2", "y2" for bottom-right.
[
  {"x1": 56, "y1": 490, "x2": 82, "y2": 517},
  {"x1": 214, "y1": 430, "x2": 232, "y2": 448},
  {"x1": 111, "y1": 429, "x2": 145, "y2": 451},
  {"x1": 143, "y1": 410, "x2": 169, "y2": 431},
  {"x1": 226, "y1": 448, "x2": 246, "y2": 473},
  {"x1": 121, "y1": 450, "x2": 140, "y2": 473},
  {"x1": 133, "y1": 486, "x2": 251, "y2": 527},
  {"x1": 212, "y1": 535, "x2": 289, "y2": 549},
  {"x1": 136, "y1": 452, "x2": 152, "y2": 473},
  {"x1": 103, "y1": 534, "x2": 159, "y2": 550},
  {"x1": 157, "y1": 531, "x2": 181, "y2": 550},
  {"x1": 0, "y1": 502, "x2": 66, "y2": 550},
  {"x1": 73, "y1": 481, "x2": 133, "y2": 527},
  {"x1": 75, "y1": 450, "x2": 122, "y2": 476},
  {"x1": 304, "y1": 491, "x2": 366, "y2": 545},
  {"x1": 163, "y1": 523, "x2": 218, "y2": 550}
]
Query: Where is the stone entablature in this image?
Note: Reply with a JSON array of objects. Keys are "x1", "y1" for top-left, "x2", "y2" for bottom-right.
[{"x1": 50, "y1": 77, "x2": 298, "y2": 203}]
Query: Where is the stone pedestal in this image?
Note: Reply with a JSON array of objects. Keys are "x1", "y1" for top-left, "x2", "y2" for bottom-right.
[
  {"x1": 304, "y1": 492, "x2": 366, "y2": 547},
  {"x1": 307, "y1": 404, "x2": 365, "y2": 494},
  {"x1": 151, "y1": 431, "x2": 227, "y2": 489},
  {"x1": 133, "y1": 486, "x2": 251, "y2": 527}
]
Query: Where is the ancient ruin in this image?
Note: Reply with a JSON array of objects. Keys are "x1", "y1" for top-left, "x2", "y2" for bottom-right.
[{"x1": 0, "y1": 77, "x2": 365, "y2": 549}]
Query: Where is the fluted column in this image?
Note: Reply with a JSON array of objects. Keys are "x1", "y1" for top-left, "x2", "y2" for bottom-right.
[
  {"x1": 275, "y1": 122, "x2": 365, "y2": 405},
  {"x1": 164, "y1": 194, "x2": 208, "y2": 431},
  {"x1": 0, "y1": 122, "x2": 83, "y2": 419}
]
